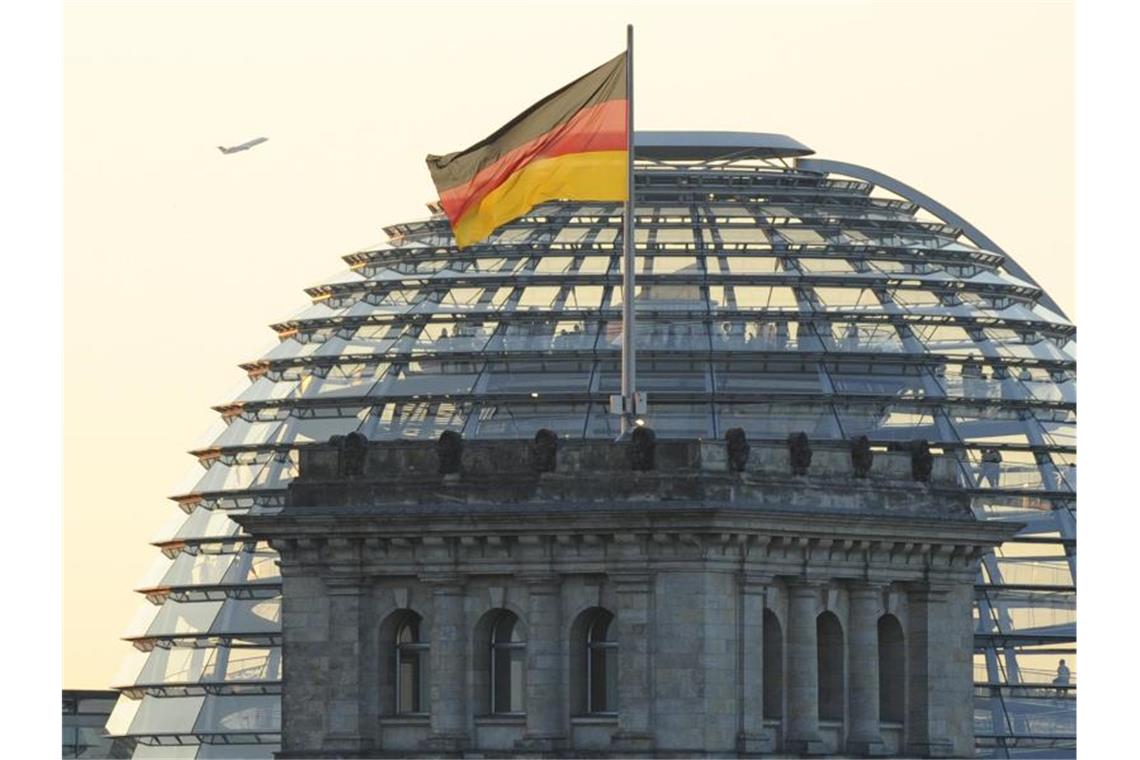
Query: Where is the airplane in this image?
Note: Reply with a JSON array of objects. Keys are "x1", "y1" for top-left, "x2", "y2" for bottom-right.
[{"x1": 217, "y1": 137, "x2": 268, "y2": 154}]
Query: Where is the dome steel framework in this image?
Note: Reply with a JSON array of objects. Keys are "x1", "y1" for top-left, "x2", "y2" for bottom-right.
[{"x1": 106, "y1": 133, "x2": 1076, "y2": 758}]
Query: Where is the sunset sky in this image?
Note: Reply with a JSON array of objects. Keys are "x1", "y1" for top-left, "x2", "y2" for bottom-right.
[{"x1": 62, "y1": 1, "x2": 1074, "y2": 689}]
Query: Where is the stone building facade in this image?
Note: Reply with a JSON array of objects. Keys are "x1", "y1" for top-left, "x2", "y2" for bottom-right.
[{"x1": 237, "y1": 435, "x2": 1017, "y2": 758}]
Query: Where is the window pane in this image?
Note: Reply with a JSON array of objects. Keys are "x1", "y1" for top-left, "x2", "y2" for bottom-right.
[
  {"x1": 398, "y1": 647, "x2": 428, "y2": 713},
  {"x1": 493, "y1": 646, "x2": 527, "y2": 713},
  {"x1": 589, "y1": 645, "x2": 618, "y2": 713},
  {"x1": 509, "y1": 649, "x2": 526, "y2": 712}
]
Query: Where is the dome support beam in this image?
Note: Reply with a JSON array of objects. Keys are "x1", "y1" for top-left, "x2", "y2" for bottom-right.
[{"x1": 796, "y1": 157, "x2": 1068, "y2": 320}]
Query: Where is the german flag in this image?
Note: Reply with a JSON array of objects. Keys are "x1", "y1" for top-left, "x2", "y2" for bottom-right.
[{"x1": 426, "y1": 52, "x2": 628, "y2": 249}]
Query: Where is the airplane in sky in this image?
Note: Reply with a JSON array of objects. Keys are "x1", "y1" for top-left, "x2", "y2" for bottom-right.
[{"x1": 217, "y1": 137, "x2": 268, "y2": 154}]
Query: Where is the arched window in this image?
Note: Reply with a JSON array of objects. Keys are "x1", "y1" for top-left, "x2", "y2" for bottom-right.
[
  {"x1": 490, "y1": 610, "x2": 526, "y2": 713},
  {"x1": 395, "y1": 612, "x2": 429, "y2": 714},
  {"x1": 578, "y1": 609, "x2": 618, "y2": 714},
  {"x1": 878, "y1": 614, "x2": 905, "y2": 723},
  {"x1": 763, "y1": 609, "x2": 784, "y2": 719},
  {"x1": 817, "y1": 611, "x2": 844, "y2": 722}
]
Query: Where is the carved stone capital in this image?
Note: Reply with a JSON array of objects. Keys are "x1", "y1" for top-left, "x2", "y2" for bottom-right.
[{"x1": 739, "y1": 572, "x2": 774, "y2": 593}]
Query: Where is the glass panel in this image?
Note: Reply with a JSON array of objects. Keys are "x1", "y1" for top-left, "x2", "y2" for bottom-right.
[
  {"x1": 731, "y1": 286, "x2": 800, "y2": 310},
  {"x1": 471, "y1": 402, "x2": 590, "y2": 440},
  {"x1": 211, "y1": 598, "x2": 281, "y2": 634},
  {"x1": 589, "y1": 645, "x2": 616, "y2": 712},
  {"x1": 363, "y1": 400, "x2": 468, "y2": 440},
  {"x1": 716, "y1": 226, "x2": 768, "y2": 245},
  {"x1": 193, "y1": 694, "x2": 281, "y2": 732},
  {"x1": 713, "y1": 361, "x2": 822, "y2": 394},
  {"x1": 655, "y1": 227, "x2": 695, "y2": 246},
  {"x1": 633, "y1": 320, "x2": 709, "y2": 352},
  {"x1": 492, "y1": 613, "x2": 525, "y2": 713},
  {"x1": 138, "y1": 645, "x2": 212, "y2": 684},
  {"x1": 635, "y1": 280, "x2": 704, "y2": 304},
  {"x1": 173, "y1": 509, "x2": 242, "y2": 542},
  {"x1": 485, "y1": 319, "x2": 599, "y2": 352},
  {"x1": 835, "y1": 404, "x2": 940, "y2": 442},
  {"x1": 826, "y1": 366, "x2": 928, "y2": 397},
  {"x1": 716, "y1": 402, "x2": 840, "y2": 440},
  {"x1": 638, "y1": 402, "x2": 713, "y2": 438},
  {"x1": 406, "y1": 322, "x2": 495, "y2": 354},
  {"x1": 719, "y1": 255, "x2": 780, "y2": 274},
  {"x1": 398, "y1": 646, "x2": 430, "y2": 713},
  {"x1": 221, "y1": 545, "x2": 281, "y2": 584},
  {"x1": 481, "y1": 360, "x2": 593, "y2": 393},
  {"x1": 598, "y1": 359, "x2": 707, "y2": 393},
  {"x1": 146, "y1": 600, "x2": 224, "y2": 637},
  {"x1": 811, "y1": 287, "x2": 881, "y2": 310},
  {"x1": 387, "y1": 365, "x2": 479, "y2": 396},
  {"x1": 644, "y1": 255, "x2": 698, "y2": 273},
  {"x1": 564, "y1": 286, "x2": 605, "y2": 309},
  {"x1": 516, "y1": 286, "x2": 561, "y2": 309},
  {"x1": 220, "y1": 647, "x2": 281, "y2": 681},
  {"x1": 779, "y1": 227, "x2": 825, "y2": 244},
  {"x1": 104, "y1": 696, "x2": 142, "y2": 737},
  {"x1": 826, "y1": 321, "x2": 905, "y2": 353},
  {"x1": 126, "y1": 695, "x2": 205, "y2": 735},
  {"x1": 508, "y1": 648, "x2": 526, "y2": 712}
]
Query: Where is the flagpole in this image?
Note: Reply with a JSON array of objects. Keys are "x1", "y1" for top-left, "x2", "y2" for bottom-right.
[{"x1": 620, "y1": 23, "x2": 636, "y2": 435}]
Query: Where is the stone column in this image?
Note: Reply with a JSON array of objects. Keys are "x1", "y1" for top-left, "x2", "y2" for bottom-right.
[
  {"x1": 906, "y1": 584, "x2": 954, "y2": 758},
  {"x1": 784, "y1": 580, "x2": 826, "y2": 755},
  {"x1": 519, "y1": 575, "x2": 566, "y2": 751},
  {"x1": 422, "y1": 576, "x2": 469, "y2": 752},
  {"x1": 322, "y1": 575, "x2": 373, "y2": 754},
  {"x1": 609, "y1": 573, "x2": 655, "y2": 753},
  {"x1": 737, "y1": 574, "x2": 775, "y2": 754},
  {"x1": 847, "y1": 582, "x2": 888, "y2": 756}
]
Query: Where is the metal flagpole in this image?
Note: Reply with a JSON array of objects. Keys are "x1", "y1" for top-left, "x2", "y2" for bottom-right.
[{"x1": 620, "y1": 23, "x2": 636, "y2": 436}]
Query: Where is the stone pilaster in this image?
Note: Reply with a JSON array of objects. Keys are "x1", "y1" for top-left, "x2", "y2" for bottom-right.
[
  {"x1": 277, "y1": 539, "x2": 327, "y2": 757},
  {"x1": 609, "y1": 572, "x2": 655, "y2": 753},
  {"x1": 422, "y1": 576, "x2": 469, "y2": 752},
  {"x1": 847, "y1": 582, "x2": 889, "y2": 756},
  {"x1": 784, "y1": 580, "x2": 827, "y2": 755},
  {"x1": 518, "y1": 575, "x2": 566, "y2": 751},
  {"x1": 737, "y1": 574, "x2": 775, "y2": 755},
  {"x1": 322, "y1": 575, "x2": 373, "y2": 754},
  {"x1": 906, "y1": 584, "x2": 955, "y2": 758}
]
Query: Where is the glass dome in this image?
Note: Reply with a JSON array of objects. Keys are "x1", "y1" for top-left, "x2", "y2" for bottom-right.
[{"x1": 107, "y1": 133, "x2": 1076, "y2": 758}]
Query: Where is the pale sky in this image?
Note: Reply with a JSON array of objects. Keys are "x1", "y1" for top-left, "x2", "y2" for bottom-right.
[{"x1": 63, "y1": 1, "x2": 1073, "y2": 688}]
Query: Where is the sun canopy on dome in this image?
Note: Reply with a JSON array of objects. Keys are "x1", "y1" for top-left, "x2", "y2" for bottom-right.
[{"x1": 634, "y1": 131, "x2": 814, "y2": 161}]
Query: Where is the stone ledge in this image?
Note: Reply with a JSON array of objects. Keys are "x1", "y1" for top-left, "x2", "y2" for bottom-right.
[
  {"x1": 473, "y1": 714, "x2": 528, "y2": 725},
  {"x1": 287, "y1": 438, "x2": 967, "y2": 520},
  {"x1": 570, "y1": 715, "x2": 620, "y2": 725},
  {"x1": 299, "y1": 438, "x2": 955, "y2": 484}
]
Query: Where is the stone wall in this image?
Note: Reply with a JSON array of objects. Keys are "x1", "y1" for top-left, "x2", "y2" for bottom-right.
[{"x1": 238, "y1": 437, "x2": 1016, "y2": 758}]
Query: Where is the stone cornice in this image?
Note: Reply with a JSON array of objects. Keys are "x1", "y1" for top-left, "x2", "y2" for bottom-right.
[
  {"x1": 240, "y1": 505, "x2": 1015, "y2": 552},
  {"x1": 244, "y1": 516, "x2": 1008, "y2": 587}
]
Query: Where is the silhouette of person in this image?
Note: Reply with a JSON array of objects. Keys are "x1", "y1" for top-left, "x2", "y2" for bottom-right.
[
  {"x1": 1052, "y1": 658, "x2": 1070, "y2": 696},
  {"x1": 980, "y1": 447, "x2": 1002, "y2": 488}
]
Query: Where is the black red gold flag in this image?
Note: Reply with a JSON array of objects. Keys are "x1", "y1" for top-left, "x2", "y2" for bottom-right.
[{"x1": 426, "y1": 52, "x2": 628, "y2": 249}]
